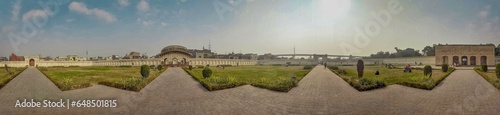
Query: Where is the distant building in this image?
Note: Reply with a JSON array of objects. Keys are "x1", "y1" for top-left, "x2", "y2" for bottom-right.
[
  {"x1": 55, "y1": 55, "x2": 86, "y2": 61},
  {"x1": 0, "y1": 56, "x2": 7, "y2": 61},
  {"x1": 217, "y1": 52, "x2": 257, "y2": 60},
  {"x1": 9, "y1": 53, "x2": 25, "y2": 61},
  {"x1": 189, "y1": 47, "x2": 217, "y2": 58},
  {"x1": 258, "y1": 53, "x2": 277, "y2": 60},
  {"x1": 123, "y1": 52, "x2": 141, "y2": 59}
]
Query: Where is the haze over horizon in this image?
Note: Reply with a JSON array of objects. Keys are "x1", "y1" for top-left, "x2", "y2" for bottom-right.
[{"x1": 1, "y1": 0, "x2": 499, "y2": 58}]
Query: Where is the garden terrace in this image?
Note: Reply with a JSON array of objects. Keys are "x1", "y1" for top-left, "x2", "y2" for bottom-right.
[
  {"x1": 183, "y1": 65, "x2": 312, "y2": 92},
  {"x1": 330, "y1": 66, "x2": 455, "y2": 91},
  {"x1": 38, "y1": 66, "x2": 167, "y2": 91}
]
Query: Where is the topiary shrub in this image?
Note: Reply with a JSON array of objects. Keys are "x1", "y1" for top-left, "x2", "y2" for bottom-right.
[
  {"x1": 303, "y1": 65, "x2": 313, "y2": 70},
  {"x1": 140, "y1": 65, "x2": 150, "y2": 78},
  {"x1": 188, "y1": 65, "x2": 193, "y2": 70},
  {"x1": 496, "y1": 64, "x2": 500, "y2": 78},
  {"x1": 423, "y1": 65, "x2": 432, "y2": 77},
  {"x1": 481, "y1": 65, "x2": 488, "y2": 72},
  {"x1": 357, "y1": 60, "x2": 364, "y2": 78},
  {"x1": 442, "y1": 64, "x2": 449, "y2": 72},
  {"x1": 202, "y1": 67, "x2": 212, "y2": 78},
  {"x1": 157, "y1": 65, "x2": 163, "y2": 71}
]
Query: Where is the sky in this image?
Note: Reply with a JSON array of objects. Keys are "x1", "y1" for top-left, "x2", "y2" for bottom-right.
[{"x1": 0, "y1": 0, "x2": 499, "y2": 58}]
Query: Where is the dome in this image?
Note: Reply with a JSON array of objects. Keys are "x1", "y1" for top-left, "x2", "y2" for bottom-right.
[{"x1": 158, "y1": 45, "x2": 191, "y2": 56}]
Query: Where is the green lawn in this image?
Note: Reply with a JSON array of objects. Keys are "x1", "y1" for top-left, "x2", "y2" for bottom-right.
[
  {"x1": 474, "y1": 69, "x2": 500, "y2": 90},
  {"x1": 0, "y1": 67, "x2": 27, "y2": 88},
  {"x1": 183, "y1": 66, "x2": 312, "y2": 92},
  {"x1": 38, "y1": 66, "x2": 167, "y2": 91},
  {"x1": 331, "y1": 66, "x2": 455, "y2": 91}
]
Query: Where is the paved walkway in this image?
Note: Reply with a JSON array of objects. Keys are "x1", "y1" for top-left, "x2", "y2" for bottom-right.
[{"x1": 0, "y1": 66, "x2": 498, "y2": 114}]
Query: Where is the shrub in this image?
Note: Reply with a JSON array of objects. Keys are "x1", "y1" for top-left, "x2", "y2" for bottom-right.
[
  {"x1": 303, "y1": 65, "x2": 313, "y2": 70},
  {"x1": 328, "y1": 66, "x2": 339, "y2": 70},
  {"x1": 157, "y1": 65, "x2": 163, "y2": 71},
  {"x1": 423, "y1": 65, "x2": 432, "y2": 77},
  {"x1": 337, "y1": 69, "x2": 347, "y2": 75},
  {"x1": 196, "y1": 65, "x2": 205, "y2": 68},
  {"x1": 359, "y1": 78, "x2": 372, "y2": 86},
  {"x1": 272, "y1": 64, "x2": 283, "y2": 66},
  {"x1": 481, "y1": 65, "x2": 488, "y2": 72},
  {"x1": 140, "y1": 65, "x2": 150, "y2": 78},
  {"x1": 357, "y1": 60, "x2": 364, "y2": 78},
  {"x1": 496, "y1": 64, "x2": 500, "y2": 78},
  {"x1": 442, "y1": 64, "x2": 449, "y2": 72},
  {"x1": 188, "y1": 65, "x2": 193, "y2": 70},
  {"x1": 202, "y1": 67, "x2": 212, "y2": 78}
]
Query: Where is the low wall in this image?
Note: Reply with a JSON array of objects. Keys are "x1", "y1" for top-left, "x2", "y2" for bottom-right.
[
  {"x1": 377, "y1": 56, "x2": 435, "y2": 65},
  {"x1": 0, "y1": 59, "x2": 258, "y2": 67},
  {"x1": 258, "y1": 59, "x2": 318, "y2": 65},
  {"x1": 189, "y1": 59, "x2": 257, "y2": 66}
]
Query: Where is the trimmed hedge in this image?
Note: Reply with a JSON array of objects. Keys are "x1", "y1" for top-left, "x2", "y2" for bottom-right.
[
  {"x1": 481, "y1": 65, "x2": 488, "y2": 72},
  {"x1": 202, "y1": 67, "x2": 212, "y2": 78},
  {"x1": 496, "y1": 64, "x2": 500, "y2": 78},
  {"x1": 423, "y1": 65, "x2": 432, "y2": 77},
  {"x1": 140, "y1": 65, "x2": 150, "y2": 78},
  {"x1": 303, "y1": 65, "x2": 313, "y2": 70},
  {"x1": 442, "y1": 64, "x2": 449, "y2": 72}
]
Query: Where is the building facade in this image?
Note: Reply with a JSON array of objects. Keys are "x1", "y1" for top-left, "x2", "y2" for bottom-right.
[{"x1": 435, "y1": 44, "x2": 496, "y2": 66}]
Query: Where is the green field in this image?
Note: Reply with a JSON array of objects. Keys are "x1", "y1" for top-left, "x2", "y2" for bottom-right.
[
  {"x1": 0, "y1": 67, "x2": 27, "y2": 88},
  {"x1": 183, "y1": 66, "x2": 312, "y2": 92},
  {"x1": 474, "y1": 69, "x2": 500, "y2": 89},
  {"x1": 331, "y1": 66, "x2": 455, "y2": 91},
  {"x1": 38, "y1": 66, "x2": 167, "y2": 91}
]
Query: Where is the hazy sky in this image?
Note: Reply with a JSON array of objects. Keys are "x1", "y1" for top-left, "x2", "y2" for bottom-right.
[{"x1": 1, "y1": 0, "x2": 499, "y2": 58}]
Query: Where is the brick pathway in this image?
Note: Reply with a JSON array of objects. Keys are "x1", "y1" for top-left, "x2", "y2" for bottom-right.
[{"x1": 0, "y1": 66, "x2": 498, "y2": 114}]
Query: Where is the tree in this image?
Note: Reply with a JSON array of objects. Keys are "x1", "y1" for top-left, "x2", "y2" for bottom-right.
[
  {"x1": 496, "y1": 44, "x2": 500, "y2": 56},
  {"x1": 422, "y1": 46, "x2": 435, "y2": 56}
]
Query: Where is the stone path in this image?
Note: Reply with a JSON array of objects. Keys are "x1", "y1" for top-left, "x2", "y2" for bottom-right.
[{"x1": 0, "y1": 66, "x2": 498, "y2": 114}]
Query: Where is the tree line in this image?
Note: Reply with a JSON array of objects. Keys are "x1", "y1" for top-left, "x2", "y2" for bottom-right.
[{"x1": 368, "y1": 44, "x2": 500, "y2": 58}]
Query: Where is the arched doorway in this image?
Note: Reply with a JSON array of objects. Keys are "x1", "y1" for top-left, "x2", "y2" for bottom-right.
[
  {"x1": 442, "y1": 56, "x2": 449, "y2": 64},
  {"x1": 480, "y1": 56, "x2": 487, "y2": 65},
  {"x1": 461, "y1": 56, "x2": 468, "y2": 65},
  {"x1": 163, "y1": 58, "x2": 168, "y2": 65},
  {"x1": 29, "y1": 59, "x2": 35, "y2": 66},
  {"x1": 470, "y1": 56, "x2": 476, "y2": 65},
  {"x1": 453, "y1": 56, "x2": 459, "y2": 65},
  {"x1": 172, "y1": 58, "x2": 178, "y2": 66}
]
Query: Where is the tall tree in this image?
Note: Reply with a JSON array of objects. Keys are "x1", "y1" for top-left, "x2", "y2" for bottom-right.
[{"x1": 422, "y1": 46, "x2": 435, "y2": 56}]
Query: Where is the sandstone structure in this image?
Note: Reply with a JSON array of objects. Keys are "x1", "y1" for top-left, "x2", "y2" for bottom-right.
[{"x1": 435, "y1": 44, "x2": 496, "y2": 66}]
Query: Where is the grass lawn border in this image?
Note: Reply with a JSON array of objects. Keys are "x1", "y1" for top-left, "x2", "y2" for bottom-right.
[
  {"x1": 182, "y1": 66, "x2": 313, "y2": 92},
  {"x1": 331, "y1": 66, "x2": 455, "y2": 91},
  {"x1": 0, "y1": 67, "x2": 27, "y2": 89},
  {"x1": 473, "y1": 69, "x2": 500, "y2": 90},
  {"x1": 38, "y1": 66, "x2": 167, "y2": 92}
]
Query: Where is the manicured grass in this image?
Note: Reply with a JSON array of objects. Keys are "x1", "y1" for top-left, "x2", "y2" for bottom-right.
[
  {"x1": 331, "y1": 66, "x2": 455, "y2": 91},
  {"x1": 183, "y1": 66, "x2": 312, "y2": 92},
  {"x1": 474, "y1": 68, "x2": 500, "y2": 90},
  {"x1": 0, "y1": 67, "x2": 27, "y2": 88},
  {"x1": 38, "y1": 66, "x2": 167, "y2": 91}
]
